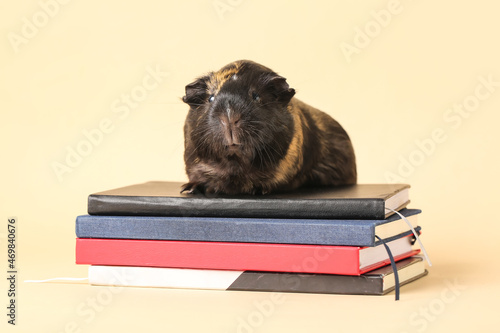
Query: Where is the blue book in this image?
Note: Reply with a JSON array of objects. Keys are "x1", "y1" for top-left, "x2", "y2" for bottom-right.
[{"x1": 75, "y1": 209, "x2": 421, "y2": 247}]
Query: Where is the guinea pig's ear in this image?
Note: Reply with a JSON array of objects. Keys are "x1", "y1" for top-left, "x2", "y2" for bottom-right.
[
  {"x1": 182, "y1": 76, "x2": 209, "y2": 107},
  {"x1": 263, "y1": 74, "x2": 296, "y2": 105}
]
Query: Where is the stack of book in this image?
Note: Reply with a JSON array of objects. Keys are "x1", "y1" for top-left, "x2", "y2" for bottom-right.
[{"x1": 75, "y1": 182, "x2": 428, "y2": 296}]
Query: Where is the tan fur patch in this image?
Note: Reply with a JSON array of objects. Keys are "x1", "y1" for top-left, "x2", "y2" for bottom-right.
[
  {"x1": 307, "y1": 108, "x2": 329, "y2": 159},
  {"x1": 271, "y1": 104, "x2": 304, "y2": 185},
  {"x1": 207, "y1": 63, "x2": 241, "y2": 94}
]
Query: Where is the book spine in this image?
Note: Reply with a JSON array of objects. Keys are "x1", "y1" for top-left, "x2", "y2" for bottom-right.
[
  {"x1": 88, "y1": 195, "x2": 386, "y2": 219},
  {"x1": 75, "y1": 215, "x2": 377, "y2": 246},
  {"x1": 76, "y1": 239, "x2": 364, "y2": 275},
  {"x1": 88, "y1": 266, "x2": 386, "y2": 295}
]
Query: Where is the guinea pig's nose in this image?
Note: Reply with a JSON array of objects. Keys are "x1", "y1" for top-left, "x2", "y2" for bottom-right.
[
  {"x1": 220, "y1": 109, "x2": 241, "y2": 146},
  {"x1": 226, "y1": 107, "x2": 241, "y2": 125},
  {"x1": 220, "y1": 108, "x2": 241, "y2": 127}
]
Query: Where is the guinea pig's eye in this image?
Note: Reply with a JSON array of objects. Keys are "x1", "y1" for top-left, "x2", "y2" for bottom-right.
[
  {"x1": 208, "y1": 95, "x2": 215, "y2": 102},
  {"x1": 252, "y1": 92, "x2": 260, "y2": 102}
]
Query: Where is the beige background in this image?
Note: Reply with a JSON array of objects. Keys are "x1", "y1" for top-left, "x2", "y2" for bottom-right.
[{"x1": 1, "y1": 0, "x2": 499, "y2": 332}]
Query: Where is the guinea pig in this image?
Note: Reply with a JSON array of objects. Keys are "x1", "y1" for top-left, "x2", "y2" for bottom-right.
[{"x1": 181, "y1": 60, "x2": 356, "y2": 195}]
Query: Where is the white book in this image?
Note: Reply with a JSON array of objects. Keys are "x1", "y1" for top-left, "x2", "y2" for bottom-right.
[{"x1": 88, "y1": 257, "x2": 427, "y2": 295}]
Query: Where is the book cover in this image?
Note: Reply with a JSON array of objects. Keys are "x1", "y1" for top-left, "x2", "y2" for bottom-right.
[
  {"x1": 88, "y1": 257, "x2": 427, "y2": 295},
  {"x1": 75, "y1": 209, "x2": 421, "y2": 247},
  {"x1": 87, "y1": 181, "x2": 410, "y2": 219},
  {"x1": 75, "y1": 236, "x2": 420, "y2": 275}
]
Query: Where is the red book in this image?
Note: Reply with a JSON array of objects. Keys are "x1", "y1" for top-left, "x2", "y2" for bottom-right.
[{"x1": 76, "y1": 236, "x2": 419, "y2": 275}]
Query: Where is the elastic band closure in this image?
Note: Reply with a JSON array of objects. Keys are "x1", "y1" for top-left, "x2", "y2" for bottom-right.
[
  {"x1": 386, "y1": 207, "x2": 432, "y2": 267},
  {"x1": 375, "y1": 235, "x2": 400, "y2": 301},
  {"x1": 24, "y1": 277, "x2": 88, "y2": 283}
]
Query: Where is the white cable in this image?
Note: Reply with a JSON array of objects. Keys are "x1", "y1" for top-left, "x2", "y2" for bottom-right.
[{"x1": 385, "y1": 207, "x2": 432, "y2": 266}]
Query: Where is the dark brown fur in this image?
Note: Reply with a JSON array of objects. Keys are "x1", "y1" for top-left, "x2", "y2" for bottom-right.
[{"x1": 181, "y1": 60, "x2": 356, "y2": 195}]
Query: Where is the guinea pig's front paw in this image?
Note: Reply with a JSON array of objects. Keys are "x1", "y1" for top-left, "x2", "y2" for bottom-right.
[{"x1": 180, "y1": 182, "x2": 202, "y2": 194}]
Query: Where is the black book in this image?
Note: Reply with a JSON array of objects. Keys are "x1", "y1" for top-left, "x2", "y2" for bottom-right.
[{"x1": 88, "y1": 181, "x2": 410, "y2": 219}]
